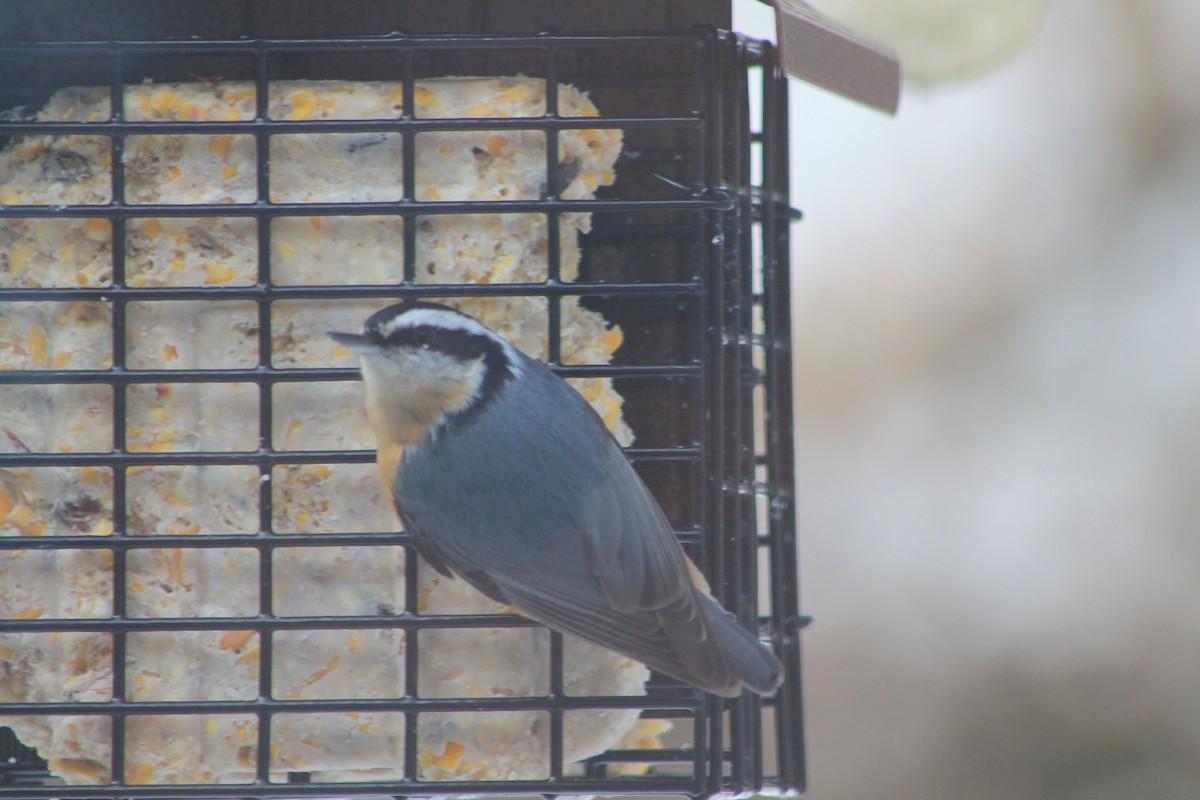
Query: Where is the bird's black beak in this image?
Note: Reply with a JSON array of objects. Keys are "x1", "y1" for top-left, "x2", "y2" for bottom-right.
[{"x1": 328, "y1": 331, "x2": 380, "y2": 354}]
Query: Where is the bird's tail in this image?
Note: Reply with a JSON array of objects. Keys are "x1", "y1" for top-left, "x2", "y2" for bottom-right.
[{"x1": 700, "y1": 593, "x2": 784, "y2": 696}]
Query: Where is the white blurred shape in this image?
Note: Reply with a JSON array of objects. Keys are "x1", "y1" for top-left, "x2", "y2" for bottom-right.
[{"x1": 812, "y1": 0, "x2": 1054, "y2": 85}]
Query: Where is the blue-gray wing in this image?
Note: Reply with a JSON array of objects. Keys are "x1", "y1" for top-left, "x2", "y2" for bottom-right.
[{"x1": 393, "y1": 361, "x2": 742, "y2": 695}]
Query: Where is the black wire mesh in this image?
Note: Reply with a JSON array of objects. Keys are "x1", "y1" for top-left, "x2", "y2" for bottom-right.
[{"x1": 0, "y1": 28, "x2": 804, "y2": 799}]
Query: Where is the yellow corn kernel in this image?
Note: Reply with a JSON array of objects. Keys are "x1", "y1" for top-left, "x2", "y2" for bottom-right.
[
  {"x1": 138, "y1": 218, "x2": 163, "y2": 237},
  {"x1": 0, "y1": 487, "x2": 14, "y2": 518},
  {"x1": 55, "y1": 759, "x2": 105, "y2": 782},
  {"x1": 285, "y1": 420, "x2": 302, "y2": 441},
  {"x1": 128, "y1": 762, "x2": 155, "y2": 785},
  {"x1": 277, "y1": 242, "x2": 297, "y2": 258},
  {"x1": 292, "y1": 657, "x2": 341, "y2": 695},
  {"x1": 484, "y1": 134, "x2": 508, "y2": 157},
  {"x1": 637, "y1": 735, "x2": 665, "y2": 750},
  {"x1": 12, "y1": 606, "x2": 45, "y2": 619},
  {"x1": 602, "y1": 397, "x2": 621, "y2": 431},
  {"x1": 600, "y1": 326, "x2": 624, "y2": 354},
  {"x1": 304, "y1": 465, "x2": 332, "y2": 480},
  {"x1": 54, "y1": 351, "x2": 73, "y2": 369},
  {"x1": 423, "y1": 186, "x2": 441, "y2": 200},
  {"x1": 82, "y1": 466, "x2": 102, "y2": 485},
  {"x1": 84, "y1": 218, "x2": 110, "y2": 240},
  {"x1": 56, "y1": 301, "x2": 90, "y2": 325},
  {"x1": 0, "y1": 646, "x2": 10, "y2": 660},
  {"x1": 236, "y1": 644, "x2": 260, "y2": 665},
  {"x1": 301, "y1": 734, "x2": 324, "y2": 751},
  {"x1": 433, "y1": 741, "x2": 466, "y2": 770},
  {"x1": 62, "y1": 236, "x2": 79, "y2": 261},
  {"x1": 332, "y1": 344, "x2": 350, "y2": 358},
  {"x1": 165, "y1": 165, "x2": 181, "y2": 182},
  {"x1": 165, "y1": 548, "x2": 185, "y2": 583},
  {"x1": 497, "y1": 83, "x2": 536, "y2": 103},
  {"x1": 209, "y1": 134, "x2": 234, "y2": 157},
  {"x1": 289, "y1": 89, "x2": 317, "y2": 120},
  {"x1": 219, "y1": 630, "x2": 256, "y2": 651},
  {"x1": 8, "y1": 243, "x2": 32, "y2": 275},
  {"x1": 169, "y1": 254, "x2": 186, "y2": 271},
  {"x1": 148, "y1": 90, "x2": 182, "y2": 113},
  {"x1": 163, "y1": 344, "x2": 178, "y2": 361},
  {"x1": 28, "y1": 324, "x2": 48, "y2": 367},
  {"x1": 14, "y1": 143, "x2": 47, "y2": 160},
  {"x1": 96, "y1": 549, "x2": 114, "y2": 568},
  {"x1": 578, "y1": 379, "x2": 601, "y2": 403},
  {"x1": 225, "y1": 107, "x2": 243, "y2": 121},
  {"x1": 413, "y1": 85, "x2": 437, "y2": 107},
  {"x1": 221, "y1": 163, "x2": 238, "y2": 179},
  {"x1": 95, "y1": 519, "x2": 114, "y2": 536},
  {"x1": 203, "y1": 263, "x2": 237, "y2": 284}
]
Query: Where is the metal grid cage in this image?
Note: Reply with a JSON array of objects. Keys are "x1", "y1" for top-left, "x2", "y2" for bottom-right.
[{"x1": 0, "y1": 25, "x2": 804, "y2": 800}]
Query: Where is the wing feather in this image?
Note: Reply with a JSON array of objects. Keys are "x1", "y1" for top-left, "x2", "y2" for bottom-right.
[
  {"x1": 494, "y1": 570, "x2": 741, "y2": 696},
  {"x1": 392, "y1": 356, "x2": 743, "y2": 695}
]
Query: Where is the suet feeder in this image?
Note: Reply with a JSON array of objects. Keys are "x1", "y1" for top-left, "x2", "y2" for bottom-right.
[{"x1": 0, "y1": 1, "x2": 897, "y2": 798}]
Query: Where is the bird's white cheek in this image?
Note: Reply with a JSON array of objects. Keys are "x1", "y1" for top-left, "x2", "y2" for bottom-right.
[{"x1": 357, "y1": 353, "x2": 473, "y2": 446}]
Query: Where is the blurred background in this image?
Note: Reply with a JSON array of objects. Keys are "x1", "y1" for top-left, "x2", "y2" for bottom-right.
[{"x1": 734, "y1": 1, "x2": 1200, "y2": 798}]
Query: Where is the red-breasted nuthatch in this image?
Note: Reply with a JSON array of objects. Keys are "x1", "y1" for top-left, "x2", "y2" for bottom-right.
[{"x1": 330, "y1": 301, "x2": 782, "y2": 697}]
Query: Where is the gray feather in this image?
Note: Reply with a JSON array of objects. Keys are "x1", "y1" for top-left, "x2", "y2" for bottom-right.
[
  {"x1": 394, "y1": 348, "x2": 777, "y2": 696},
  {"x1": 699, "y1": 594, "x2": 783, "y2": 695}
]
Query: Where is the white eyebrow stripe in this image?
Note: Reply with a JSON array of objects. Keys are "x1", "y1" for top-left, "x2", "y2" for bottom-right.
[
  {"x1": 372, "y1": 306, "x2": 526, "y2": 379},
  {"x1": 373, "y1": 308, "x2": 491, "y2": 338}
]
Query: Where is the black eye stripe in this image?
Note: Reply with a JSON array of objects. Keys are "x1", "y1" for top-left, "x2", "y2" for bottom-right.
[{"x1": 380, "y1": 324, "x2": 496, "y2": 362}]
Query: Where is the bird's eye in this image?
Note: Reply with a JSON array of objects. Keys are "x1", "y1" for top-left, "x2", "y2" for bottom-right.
[{"x1": 409, "y1": 328, "x2": 433, "y2": 349}]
